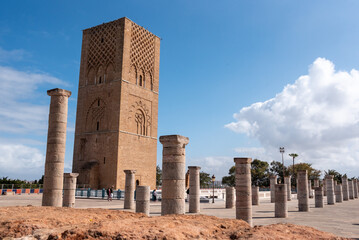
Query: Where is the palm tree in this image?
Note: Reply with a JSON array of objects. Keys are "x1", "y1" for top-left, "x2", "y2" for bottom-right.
[{"x1": 289, "y1": 153, "x2": 298, "y2": 177}]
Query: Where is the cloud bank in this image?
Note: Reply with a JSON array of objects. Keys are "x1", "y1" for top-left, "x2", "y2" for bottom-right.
[{"x1": 226, "y1": 58, "x2": 359, "y2": 177}]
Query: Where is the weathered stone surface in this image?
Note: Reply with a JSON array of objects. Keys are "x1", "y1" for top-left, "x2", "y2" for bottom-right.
[
  {"x1": 314, "y1": 179, "x2": 319, "y2": 188},
  {"x1": 72, "y1": 18, "x2": 161, "y2": 190},
  {"x1": 252, "y1": 186, "x2": 259, "y2": 206},
  {"x1": 348, "y1": 180, "x2": 354, "y2": 200},
  {"x1": 63, "y1": 173, "x2": 79, "y2": 208},
  {"x1": 234, "y1": 158, "x2": 252, "y2": 227},
  {"x1": 284, "y1": 176, "x2": 291, "y2": 201},
  {"x1": 42, "y1": 88, "x2": 71, "y2": 207},
  {"x1": 297, "y1": 170, "x2": 309, "y2": 212},
  {"x1": 354, "y1": 179, "x2": 358, "y2": 199},
  {"x1": 270, "y1": 175, "x2": 277, "y2": 203},
  {"x1": 342, "y1": 176, "x2": 349, "y2": 201},
  {"x1": 124, "y1": 170, "x2": 136, "y2": 209},
  {"x1": 308, "y1": 180, "x2": 313, "y2": 198},
  {"x1": 326, "y1": 175, "x2": 335, "y2": 205},
  {"x1": 188, "y1": 166, "x2": 201, "y2": 213},
  {"x1": 225, "y1": 187, "x2": 235, "y2": 208},
  {"x1": 136, "y1": 186, "x2": 150, "y2": 216},
  {"x1": 335, "y1": 184, "x2": 343, "y2": 203},
  {"x1": 161, "y1": 135, "x2": 188, "y2": 215},
  {"x1": 314, "y1": 186, "x2": 324, "y2": 208},
  {"x1": 275, "y1": 184, "x2": 287, "y2": 218}
]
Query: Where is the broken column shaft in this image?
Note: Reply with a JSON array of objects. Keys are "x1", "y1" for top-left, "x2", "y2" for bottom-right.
[
  {"x1": 188, "y1": 166, "x2": 201, "y2": 213},
  {"x1": 124, "y1": 170, "x2": 136, "y2": 209}
]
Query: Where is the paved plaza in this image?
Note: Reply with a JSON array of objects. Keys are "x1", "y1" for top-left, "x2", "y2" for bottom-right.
[{"x1": 0, "y1": 194, "x2": 358, "y2": 238}]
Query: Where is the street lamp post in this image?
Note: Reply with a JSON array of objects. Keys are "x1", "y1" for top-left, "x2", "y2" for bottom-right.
[
  {"x1": 279, "y1": 147, "x2": 285, "y2": 182},
  {"x1": 212, "y1": 175, "x2": 216, "y2": 203}
]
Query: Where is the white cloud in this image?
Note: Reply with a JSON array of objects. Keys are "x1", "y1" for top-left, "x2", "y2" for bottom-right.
[
  {"x1": 188, "y1": 156, "x2": 233, "y2": 179},
  {"x1": 0, "y1": 65, "x2": 66, "y2": 133},
  {"x1": 0, "y1": 144, "x2": 44, "y2": 180},
  {"x1": 0, "y1": 47, "x2": 29, "y2": 62},
  {"x1": 226, "y1": 58, "x2": 359, "y2": 177}
]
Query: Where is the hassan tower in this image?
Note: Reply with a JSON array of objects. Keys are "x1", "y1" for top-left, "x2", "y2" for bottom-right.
[{"x1": 72, "y1": 17, "x2": 160, "y2": 189}]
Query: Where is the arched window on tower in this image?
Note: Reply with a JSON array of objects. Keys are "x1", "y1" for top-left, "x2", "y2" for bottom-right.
[
  {"x1": 139, "y1": 75, "x2": 143, "y2": 87},
  {"x1": 135, "y1": 109, "x2": 146, "y2": 136}
]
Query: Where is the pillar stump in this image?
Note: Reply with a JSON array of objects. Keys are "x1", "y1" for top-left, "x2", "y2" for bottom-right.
[
  {"x1": 136, "y1": 186, "x2": 150, "y2": 216},
  {"x1": 225, "y1": 187, "x2": 235, "y2": 208},
  {"x1": 275, "y1": 184, "x2": 287, "y2": 218},
  {"x1": 348, "y1": 180, "x2": 354, "y2": 200},
  {"x1": 160, "y1": 135, "x2": 189, "y2": 215},
  {"x1": 63, "y1": 173, "x2": 79, "y2": 207},
  {"x1": 335, "y1": 184, "x2": 343, "y2": 203},
  {"x1": 124, "y1": 170, "x2": 136, "y2": 209},
  {"x1": 270, "y1": 175, "x2": 277, "y2": 203},
  {"x1": 252, "y1": 186, "x2": 259, "y2": 205},
  {"x1": 297, "y1": 170, "x2": 309, "y2": 211},
  {"x1": 342, "y1": 176, "x2": 349, "y2": 201},
  {"x1": 234, "y1": 158, "x2": 252, "y2": 226},
  {"x1": 284, "y1": 176, "x2": 291, "y2": 201},
  {"x1": 314, "y1": 179, "x2": 319, "y2": 188},
  {"x1": 326, "y1": 175, "x2": 335, "y2": 205},
  {"x1": 42, "y1": 88, "x2": 71, "y2": 207},
  {"x1": 188, "y1": 166, "x2": 201, "y2": 213},
  {"x1": 354, "y1": 179, "x2": 358, "y2": 199},
  {"x1": 314, "y1": 186, "x2": 324, "y2": 208}
]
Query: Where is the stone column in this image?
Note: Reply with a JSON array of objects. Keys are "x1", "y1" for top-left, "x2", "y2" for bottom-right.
[
  {"x1": 335, "y1": 184, "x2": 343, "y2": 203},
  {"x1": 297, "y1": 170, "x2": 309, "y2": 212},
  {"x1": 225, "y1": 187, "x2": 235, "y2": 208},
  {"x1": 188, "y1": 166, "x2": 201, "y2": 213},
  {"x1": 308, "y1": 180, "x2": 313, "y2": 198},
  {"x1": 326, "y1": 175, "x2": 335, "y2": 205},
  {"x1": 160, "y1": 135, "x2": 189, "y2": 215},
  {"x1": 314, "y1": 179, "x2": 319, "y2": 188},
  {"x1": 42, "y1": 88, "x2": 71, "y2": 207},
  {"x1": 270, "y1": 175, "x2": 277, "y2": 203},
  {"x1": 63, "y1": 173, "x2": 79, "y2": 207},
  {"x1": 275, "y1": 184, "x2": 287, "y2": 218},
  {"x1": 323, "y1": 179, "x2": 327, "y2": 196},
  {"x1": 136, "y1": 186, "x2": 150, "y2": 216},
  {"x1": 284, "y1": 176, "x2": 291, "y2": 201},
  {"x1": 124, "y1": 170, "x2": 136, "y2": 209},
  {"x1": 252, "y1": 186, "x2": 259, "y2": 205},
  {"x1": 314, "y1": 186, "x2": 324, "y2": 208},
  {"x1": 354, "y1": 179, "x2": 358, "y2": 199},
  {"x1": 342, "y1": 176, "x2": 349, "y2": 201},
  {"x1": 348, "y1": 180, "x2": 354, "y2": 200},
  {"x1": 234, "y1": 158, "x2": 252, "y2": 226}
]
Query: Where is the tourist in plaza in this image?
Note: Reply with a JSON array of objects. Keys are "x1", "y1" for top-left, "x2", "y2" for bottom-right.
[{"x1": 152, "y1": 188, "x2": 157, "y2": 201}]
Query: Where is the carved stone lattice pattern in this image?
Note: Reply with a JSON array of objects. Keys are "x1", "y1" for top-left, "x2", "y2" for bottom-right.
[
  {"x1": 128, "y1": 100, "x2": 151, "y2": 135},
  {"x1": 130, "y1": 22, "x2": 156, "y2": 74},
  {"x1": 87, "y1": 21, "x2": 120, "y2": 70},
  {"x1": 86, "y1": 98, "x2": 107, "y2": 126}
]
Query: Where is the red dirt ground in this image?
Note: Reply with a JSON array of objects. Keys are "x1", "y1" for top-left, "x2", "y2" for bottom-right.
[{"x1": 0, "y1": 206, "x2": 347, "y2": 239}]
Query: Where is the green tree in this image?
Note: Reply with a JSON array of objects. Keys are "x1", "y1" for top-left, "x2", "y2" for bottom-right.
[
  {"x1": 293, "y1": 163, "x2": 321, "y2": 180},
  {"x1": 156, "y1": 165, "x2": 162, "y2": 187},
  {"x1": 200, "y1": 171, "x2": 212, "y2": 187},
  {"x1": 288, "y1": 153, "x2": 298, "y2": 176},
  {"x1": 251, "y1": 159, "x2": 270, "y2": 187},
  {"x1": 269, "y1": 161, "x2": 289, "y2": 179},
  {"x1": 324, "y1": 169, "x2": 342, "y2": 183},
  {"x1": 222, "y1": 166, "x2": 235, "y2": 187}
]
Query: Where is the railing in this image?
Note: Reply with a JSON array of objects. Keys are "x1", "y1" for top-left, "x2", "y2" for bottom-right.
[{"x1": 0, "y1": 184, "x2": 43, "y2": 195}]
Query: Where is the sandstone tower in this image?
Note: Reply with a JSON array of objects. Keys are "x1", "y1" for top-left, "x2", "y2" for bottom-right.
[{"x1": 72, "y1": 18, "x2": 160, "y2": 189}]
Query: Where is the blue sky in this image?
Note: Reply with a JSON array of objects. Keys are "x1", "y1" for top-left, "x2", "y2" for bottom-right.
[{"x1": 1, "y1": 1, "x2": 359, "y2": 181}]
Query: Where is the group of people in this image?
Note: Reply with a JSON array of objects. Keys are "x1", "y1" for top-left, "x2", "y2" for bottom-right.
[{"x1": 106, "y1": 186, "x2": 159, "y2": 201}]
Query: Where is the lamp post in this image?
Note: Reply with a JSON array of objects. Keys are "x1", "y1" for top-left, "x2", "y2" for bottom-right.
[
  {"x1": 212, "y1": 175, "x2": 215, "y2": 203},
  {"x1": 279, "y1": 147, "x2": 285, "y2": 182}
]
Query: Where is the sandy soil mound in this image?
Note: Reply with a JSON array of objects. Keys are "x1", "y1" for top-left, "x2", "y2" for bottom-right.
[{"x1": 0, "y1": 206, "x2": 346, "y2": 239}]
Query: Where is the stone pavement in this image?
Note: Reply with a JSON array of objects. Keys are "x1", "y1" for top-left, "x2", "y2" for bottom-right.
[{"x1": 0, "y1": 194, "x2": 358, "y2": 238}]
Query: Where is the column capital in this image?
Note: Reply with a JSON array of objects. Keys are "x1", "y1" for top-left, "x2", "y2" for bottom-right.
[
  {"x1": 325, "y1": 175, "x2": 334, "y2": 179},
  {"x1": 159, "y1": 135, "x2": 189, "y2": 146},
  {"x1": 188, "y1": 166, "x2": 201, "y2": 170},
  {"x1": 124, "y1": 170, "x2": 136, "y2": 174},
  {"x1": 47, "y1": 88, "x2": 72, "y2": 97},
  {"x1": 234, "y1": 157, "x2": 251, "y2": 164},
  {"x1": 270, "y1": 175, "x2": 278, "y2": 179},
  {"x1": 64, "y1": 173, "x2": 79, "y2": 178},
  {"x1": 297, "y1": 170, "x2": 307, "y2": 175}
]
